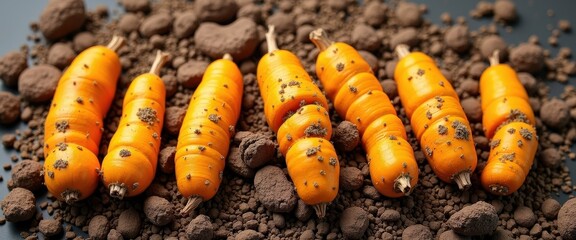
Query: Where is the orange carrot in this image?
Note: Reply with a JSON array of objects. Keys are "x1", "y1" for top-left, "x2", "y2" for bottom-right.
[
  {"x1": 310, "y1": 29, "x2": 418, "y2": 197},
  {"x1": 175, "y1": 53, "x2": 243, "y2": 214},
  {"x1": 101, "y1": 51, "x2": 169, "y2": 199},
  {"x1": 257, "y1": 26, "x2": 339, "y2": 218},
  {"x1": 43, "y1": 36, "x2": 124, "y2": 204},
  {"x1": 394, "y1": 44, "x2": 477, "y2": 189},
  {"x1": 480, "y1": 51, "x2": 538, "y2": 195}
]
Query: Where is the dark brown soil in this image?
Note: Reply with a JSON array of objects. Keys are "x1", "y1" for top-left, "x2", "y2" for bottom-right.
[{"x1": 0, "y1": 0, "x2": 576, "y2": 239}]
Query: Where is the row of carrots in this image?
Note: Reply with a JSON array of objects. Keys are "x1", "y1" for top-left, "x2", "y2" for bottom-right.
[{"x1": 42, "y1": 27, "x2": 538, "y2": 218}]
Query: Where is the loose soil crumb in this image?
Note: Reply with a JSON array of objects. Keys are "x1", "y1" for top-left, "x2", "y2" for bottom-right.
[
  {"x1": 143, "y1": 196, "x2": 174, "y2": 226},
  {"x1": 332, "y1": 121, "x2": 359, "y2": 152},
  {"x1": 447, "y1": 201, "x2": 498, "y2": 236},
  {"x1": 10, "y1": 160, "x2": 43, "y2": 192},
  {"x1": 0, "y1": 188, "x2": 36, "y2": 222}
]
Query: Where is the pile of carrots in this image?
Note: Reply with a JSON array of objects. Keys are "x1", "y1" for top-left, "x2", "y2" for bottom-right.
[{"x1": 41, "y1": 28, "x2": 538, "y2": 216}]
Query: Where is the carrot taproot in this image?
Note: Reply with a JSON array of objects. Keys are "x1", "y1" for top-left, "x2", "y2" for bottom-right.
[
  {"x1": 257, "y1": 26, "x2": 339, "y2": 218},
  {"x1": 394, "y1": 44, "x2": 477, "y2": 189},
  {"x1": 175, "y1": 53, "x2": 243, "y2": 214},
  {"x1": 480, "y1": 51, "x2": 538, "y2": 195},
  {"x1": 43, "y1": 36, "x2": 124, "y2": 204},
  {"x1": 310, "y1": 29, "x2": 418, "y2": 197},
  {"x1": 100, "y1": 50, "x2": 169, "y2": 199}
]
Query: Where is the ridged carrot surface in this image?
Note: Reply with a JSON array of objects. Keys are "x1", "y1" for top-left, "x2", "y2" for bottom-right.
[
  {"x1": 394, "y1": 45, "x2": 477, "y2": 189},
  {"x1": 257, "y1": 26, "x2": 339, "y2": 218},
  {"x1": 101, "y1": 51, "x2": 169, "y2": 199},
  {"x1": 43, "y1": 36, "x2": 124, "y2": 204},
  {"x1": 480, "y1": 52, "x2": 538, "y2": 195},
  {"x1": 175, "y1": 53, "x2": 243, "y2": 214},
  {"x1": 310, "y1": 29, "x2": 418, "y2": 198}
]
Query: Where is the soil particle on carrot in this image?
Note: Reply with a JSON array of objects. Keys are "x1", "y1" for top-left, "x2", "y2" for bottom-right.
[
  {"x1": 239, "y1": 133, "x2": 275, "y2": 168},
  {"x1": 254, "y1": 166, "x2": 296, "y2": 213},
  {"x1": 340, "y1": 207, "x2": 369, "y2": 240},
  {"x1": 0, "y1": 91, "x2": 20, "y2": 125},
  {"x1": 447, "y1": 201, "x2": 498, "y2": 236},
  {"x1": 0, "y1": 51, "x2": 27, "y2": 87},
  {"x1": 163, "y1": 106, "x2": 185, "y2": 135},
  {"x1": 18, "y1": 64, "x2": 61, "y2": 103},
  {"x1": 88, "y1": 215, "x2": 109, "y2": 240},
  {"x1": 0, "y1": 188, "x2": 36, "y2": 222},
  {"x1": 10, "y1": 160, "x2": 43, "y2": 192},
  {"x1": 38, "y1": 0, "x2": 86, "y2": 40}
]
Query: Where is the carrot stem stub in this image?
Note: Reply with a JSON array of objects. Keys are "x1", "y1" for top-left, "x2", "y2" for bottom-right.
[
  {"x1": 393, "y1": 44, "x2": 477, "y2": 189},
  {"x1": 175, "y1": 53, "x2": 243, "y2": 215},
  {"x1": 100, "y1": 50, "x2": 169, "y2": 199},
  {"x1": 479, "y1": 51, "x2": 538, "y2": 195},
  {"x1": 257, "y1": 26, "x2": 340, "y2": 218},
  {"x1": 310, "y1": 29, "x2": 418, "y2": 198},
  {"x1": 43, "y1": 36, "x2": 124, "y2": 204}
]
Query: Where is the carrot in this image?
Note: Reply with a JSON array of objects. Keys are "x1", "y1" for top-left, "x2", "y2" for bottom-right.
[
  {"x1": 310, "y1": 29, "x2": 418, "y2": 197},
  {"x1": 479, "y1": 51, "x2": 538, "y2": 195},
  {"x1": 100, "y1": 51, "x2": 169, "y2": 199},
  {"x1": 257, "y1": 26, "x2": 339, "y2": 218},
  {"x1": 43, "y1": 36, "x2": 124, "y2": 204},
  {"x1": 394, "y1": 44, "x2": 477, "y2": 189},
  {"x1": 175, "y1": 53, "x2": 243, "y2": 214}
]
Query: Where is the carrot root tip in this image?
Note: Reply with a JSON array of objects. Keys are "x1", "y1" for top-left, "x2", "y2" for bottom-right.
[
  {"x1": 62, "y1": 189, "x2": 80, "y2": 205},
  {"x1": 394, "y1": 174, "x2": 413, "y2": 196},
  {"x1": 309, "y1": 28, "x2": 333, "y2": 51},
  {"x1": 109, "y1": 183, "x2": 127, "y2": 200},
  {"x1": 106, "y1": 35, "x2": 126, "y2": 52},
  {"x1": 313, "y1": 203, "x2": 327, "y2": 219},
  {"x1": 149, "y1": 50, "x2": 170, "y2": 75},
  {"x1": 181, "y1": 196, "x2": 203, "y2": 216},
  {"x1": 489, "y1": 184, "x2": 509, "y2": 195},
  {"x1": 223, "y1": 53, "x2": 233, "y2": 61},
  {"x1": 265, "y1": 25, "x2": 279, "y2": 53},
  {"x1": 395, "y1": 44, "x2": 411, "y2": 59},
  {"x1": 453, "y1": 171, "x2": 472, "y2": 190}
]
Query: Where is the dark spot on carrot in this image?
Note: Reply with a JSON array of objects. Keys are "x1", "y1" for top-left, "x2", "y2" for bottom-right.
[
  {"x1": 194, "y1": 129, "x2": 202, "y2": 134},
  {"x1": 288, "y1": 80, "x2": 300, "y2": 87},
  {"x1": 348, "y1": 85, "x2": 358, "y2": 93},
  {"x1": 286, "y1": 133, "x2": 292, "y2": 141},
  {"x1": 75, "y1": 97, "x2": 83, "y2": 104},
  {"x1": 417, "y1": 68, "x2": 425, "y2": 76},
  {"x1": 317, "y1": 156, "x2": 324, "y2": 162},
  {"x1": 47, "y1": 171, "x2": 54, "y2": 178},
  {"x1": 313, "y1": 182, "x2": 319, "y2": 188},
  {"x1": 439, "y1": 81, "x2": 444, "y2": 87},
  {"x1": 389, "y1": 135, "x2": 398, "y2": 140},
  {"x1": 305, "y1": 122, "x2": 327, "y2": 137},
  {"x1": 198, "y1": 146, "x2": 206, "y2": 151},
  {"x1": 53, "y1": 159, "x2": 68, "y2": 170},
  {"x1": 507, "y1": 128, "x2": 516, "y2": 134},
  {"x1": 204, "y1": 180, "x2": 210, "y2": 186},
  {"x1": 499, "y1": 152, "x2": 516, "y2": 162},
  {"x1": 517, "y1": 140, "x2": 523, "y2": 147},
  {"x1": 426, "y1": 111, "x2": 432, "y2": 119},
  {"x1": 329, "y1": 157, "x2": 337, "y2": 166},
  {"x1": 55, "y1": 120, "x2": 69, "y2": 133},
  {"x1": 306, "y1": 146, "x2": 319, "y2": 156},
  {"x1": 76, "y1": 146, "x2": 82, "y2": 151},
  {"x1": 520, "y1": 128, "x2": 533, "y2": 140},
  {"x1": 402, "y1": 162, "x2": 407, "y2": 168},
  {"x1": 408, "y1": 76, "x2": 413, "y2": 81},
  {"x1": 438, "y1": 125, "x2": 448, "y2": 135},
  {"x1": 83, "y1": 64, "x2": 89, "y2": 69},
  {"x1": 132, "y1": 182, "x2": 139, "y2": 190},
  {"x1": 137, "y1": 107, "x2": 158, "y2": 125},
  {"x1": 320, "y1": 170, "x2": 326, "y2": 175},
  {"x1": 56, "y1": 142, "x2": 68, "y2": 151},
  {"x1": 490, "y1": 139, "x2": 501, "y2": 149},
  {"x1": 186, "y1": 174, "x2": 191, "y2": 180},
  {"x1": 451, "y1": 120, "x2": 470, "y2": 140},
  {"x1": 425, "y1": 146, "x2": 433, "y2": 156},
  {"x1": 119, "y1": 149, "x2": 131, "y2": 157},
  {"x1": 336, "y1": 62, "x2": 345, "y2": 72},
  {"x1": 208, "y1": 114, "x2": 219, "y2": 123}
]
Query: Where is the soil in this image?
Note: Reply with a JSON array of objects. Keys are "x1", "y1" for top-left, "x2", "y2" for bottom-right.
[{"x1": 0, "y1": 0, "x2": 575, "y2": 239}]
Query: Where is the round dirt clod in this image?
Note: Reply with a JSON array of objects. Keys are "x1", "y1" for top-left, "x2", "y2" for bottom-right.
[
  {"x1": 186, "y1": 214, "x2": 213, "y2": 240},
  {"x1": 447, "y1": 201, "x2": 499, "y2": 236},
  {"x1": 18, "y1": 64, "x2": 61, "y2": 103},
  {"x1": 332, "y1": 121, "x2": 360, "y2": 152},
  {"x1": 402, "y1": 224, "x2": 433, "y2": 240},
  {"x1": 514, "y1": 206, "x2": 537, "y2": 228},
  {"x1": 480, "y1": 35, "x2": 508, "y2": 61},
  {"x1": 163, "y1": 106, "x2": 186, "y2": 135},
  {"x1": 539, "y1": 98, "x2": 570, "y2": 129},
  {"x1": 510, "y1": 43, "x2": 544, "y2": 73},
  {"x1": 254, "y1": 166, "x2": 297, "y2": 213},
  {"x1": 38, "y1": 0, "x2": 86, "y2": 40},
  {"x1": 73, "y1": 32, "x2": 96, "y2": 52},
  {"x1": 340, "y1": 207, "x2": 369, "y2": 240},
  {"x1": 395, "y1": 2, "x2": 422, "y2": 27},
  {"x1": 120, "y1": 0, "x2": 150, "y2": 13},
  {"x1": 139, "y1": 13, "x2": 173, "y2": 37},
  {"x1": 494, "y1": 0, "x2": 518, "y2": 24},
  {"x1": 10, "y1": 160, "x2": 43, "y2": 192},
  {"x1": 39, "y1": 219, "x2": 63, "y2": 237},
  {"x1": 116, "y1": 208, "x2": 142, "y2": 239},
  {"x1": 445, "y1": 25, "x2": 471, "y2": 53},
  {"x1": 541, "y1": 198, "x2": 561, "y2": 219},
  {"x1": 390, "y1": 28, "x2": 419, "y2": 49},
  {"x1": 0, "y1": 51, "x2": 27, "y2": 87},
  {"x1": 540, "y1": 148, "x2": 563, "y2": 168},
  {"x1": 144, "y1": 196, "x2": 174, "y2": 226},
  {"x1": 47, "y1": 43, "x2": 76, "y2": 69},
  {"x1": 351, "y1": 24, "x2": 380, "y2": 52},
  {"x1": 558, "y1": 198, "x2": 576, "y2": 240},
  {"x1": 88, "y1": 215, "x2": 109, "y2": 240},
  {"x1": 238, "y1": 134, "x2": 275, "y2": 168},
  {"x1": 339, "y1": 167, "x2": 363, "y2": 191},
  {"x1": 158, "y1": 146, "x2": 176, "y2": 174},
  {"x1": 173, "y1": 11, "x2": 199, "y2": 39},
  {"x1": 0, "y1": 91, "x2": 20, "y2": 125},
  {"x1": 0, "y1": 187, "x2": 36, "y2": 222},
  {"x1": 194, "y1": 0, "x2": 238, "y2": 23},
  {"x1": 195, "y1": 18, "x2": 259, "y2": 61},
  {"x1": 118, "y1": 13, "x2": 140, "y2": 33}
]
